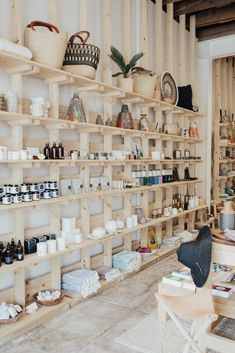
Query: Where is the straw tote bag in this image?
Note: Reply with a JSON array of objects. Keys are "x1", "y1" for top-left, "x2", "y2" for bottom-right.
[
  {"x1": 24, "y1": 21, "x2": 68, "y2": 69},
  {"x1": 63, "y1": 31, "x2": 100, "y2": 79}
]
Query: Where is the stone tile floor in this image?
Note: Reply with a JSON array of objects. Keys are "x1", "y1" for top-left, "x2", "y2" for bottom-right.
[{"x1": 0, "y1": 254, "x2": 179, "y2": 353}]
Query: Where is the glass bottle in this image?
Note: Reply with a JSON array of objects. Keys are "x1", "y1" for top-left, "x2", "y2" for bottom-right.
[
  {"x1": 16, "y1": 240, "x2": 24, "y2": 261},
  {"x1": 4, "y1": 242, "x2": 13, "y2": 265},
  {"x1": 44, "y1": 143, "x2": 50, "y2": 159},
  {"x1": 138, "y1": 113, "x2": 149, "y2": 131},
  {"x1": 116, "y1": 105, "x2": 134, "y2": 129},
  {"x1": 96, "y1": 114, "x2": 104, "y2": 125},
  {"x1": 57, "y1": 142, "x2": 64, "y2": 159},
  {"x1": 50, "y1": 142, "x2": 57, "y2": 159},
  {"x1": 10, "y1": 238, "x2": 16, "y2": 259}
]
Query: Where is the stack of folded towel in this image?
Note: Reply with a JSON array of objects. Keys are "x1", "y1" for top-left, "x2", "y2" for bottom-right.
[
  {"x1": 112, "y1": 250, "x2": 141, "y2": 273},
  {"x1": 96, "y1": 266, "x2": 121, "y2": 282},
  {"x1": 62, "y1": 269, "x2": 100, "y2": 297}
]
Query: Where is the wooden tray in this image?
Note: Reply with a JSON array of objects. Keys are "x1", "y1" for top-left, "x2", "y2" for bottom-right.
[
  {"x1": 0, "y1": 310, "x2": 24, "y2": 325},
  {"x1": 33, "y1": 290, "x2": 65, "y2": 306},
  {"x1": 213, "y1": 230, "x2": 235, "y2": 246}
]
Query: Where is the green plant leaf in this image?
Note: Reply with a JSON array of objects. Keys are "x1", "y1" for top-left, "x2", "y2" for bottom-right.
[
  {"x1": 125, "y1": 52, "x2": 144, "y2": 72},
  {"x1": 108, "y1": 46, "x2": 126, "y2": 73},
  {"x1": 131, "y1": 69, "x2": 153, "y2": 76},
  {"x1": 112, "y1": 72, "x2": 124, "y2": 77}
]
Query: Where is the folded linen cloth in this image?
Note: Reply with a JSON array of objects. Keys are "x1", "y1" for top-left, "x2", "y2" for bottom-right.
[
  {"x1": 62, "y1": 269, "x2": 100, "y2": 297},
  {"x1": 224, "y1": 229, "x2": 235, "y2": 241},
  {"x1": 0, "y1": 38, "x2": 32, "y2": 59},
  {"x1": 112, "y1": 250, "x2": 141, "y2": 273},
  {"x1": 96, "y1": 266, "x2": 121, "y2": 282}
]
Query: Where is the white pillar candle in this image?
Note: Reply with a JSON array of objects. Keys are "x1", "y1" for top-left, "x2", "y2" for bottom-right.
[
  {"x1": 37, "y1": 242, "x2": 47, "y2": 256},
  {"x1": 47, "y1": 239, "x2": 57, "y2": 253},
  {"x1": 126, "y1": 216, "x2": 133, "y2": 229}
]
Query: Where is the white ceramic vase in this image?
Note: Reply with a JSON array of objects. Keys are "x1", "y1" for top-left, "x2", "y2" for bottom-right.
[{"x1": 118, "y1": 78, "x2": 133, "y2": 92}]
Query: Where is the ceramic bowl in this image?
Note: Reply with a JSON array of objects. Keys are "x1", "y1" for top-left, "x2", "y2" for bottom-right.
[
  {"x1": 92, "y1": 227, "x2": 106, "y2": 238},
  {"x1": 105, "y1": 220, "x2": 117, "y2": 234}
]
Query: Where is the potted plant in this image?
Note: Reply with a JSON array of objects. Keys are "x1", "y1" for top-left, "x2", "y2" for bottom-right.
[
  {"x1": 131, "y1": 67, "x2": 157, "y2": 97},
  {"x1": 109, "y1": 46, "x2": 144, "y2": 92}
]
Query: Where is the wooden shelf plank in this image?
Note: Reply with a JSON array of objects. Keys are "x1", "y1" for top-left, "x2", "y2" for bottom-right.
[
  {"x1": 0, "y1": 111, "x2": 203, "y2": 143},
  {"x1": 0, "y1": 51, "x2": 204, "y2": 119},
  {"x1": 0, "y1": 180, "x2": 202, "y2": 211}
]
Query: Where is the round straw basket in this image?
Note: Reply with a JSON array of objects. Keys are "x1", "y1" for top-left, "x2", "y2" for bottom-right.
[
  {"x1": 63, "y1": 31, "x2": 100, "y2": 79},
  {"x1": 24, "y1": 21, "x2": 68, "y2": 69}
]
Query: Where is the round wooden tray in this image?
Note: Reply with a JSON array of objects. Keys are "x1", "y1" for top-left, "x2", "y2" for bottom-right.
[
  {"x1": 213, "y1": 229, "x2": 235, "y2": 246},
  {"x1": 33, "y1": 290, "x2": 65, "y2": 306},
  {"x1": 0, "y1": 310, "x2": 24, "y2": 325}
]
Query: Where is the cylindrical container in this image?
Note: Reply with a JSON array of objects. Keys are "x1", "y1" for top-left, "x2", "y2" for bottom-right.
[
  {"x1": 10, "y1": 184, "x2": 19, "y2": 194},
  {"x1": 220, "y1": 201, "x2": 235, "y2": 230},
  {"x1": 74, "y1": 233, "x2": 82, "y2": 244},
  {"x1": 56, "y1": 237, "x2": 66, "y2": 250},
  {"x1": 47, "y1": 239, "x2": 57, "y2": 253},
  {"x1": 132, "y1": 215, "x2": 138, "y2": 227},
  {"x1": 2, "y1": 194, "x2": 12, "y2": 205},
  {"x1": 19, "y1": 150, "x2": 28, "y2": 160},
  {"x1": 12, "y1": 194, "x2": 22, "y2": 204},
  {"x1": 37, "y1": 242, "x2": 47, "y2": 256},
  {"x1": 42, "y1": 190, "x2": 51, "y2": 199},
  {"x1": 50, "y1": 189, "x2": 59, "y2": 198},
  {"x1": 32, "y1": 192, "x2": 40, "y2": 201},
  {"x1": 62, "y1": 217, "x2": 76, "y2": 232},
  {"x1": 30, "y1": 183, "x2": 38, "y2": 192},
  {"x1": 21, "y1": 192, "x2": 32, "y2": 202},
  {"x1": 126, "y1": 216, "x2": 133, "y2": 229},
  {"x1": 20, "y1": 183, "x2": 30, "y2": 193}
]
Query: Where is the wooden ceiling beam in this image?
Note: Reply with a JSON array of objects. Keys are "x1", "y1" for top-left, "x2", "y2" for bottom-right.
[
  {"x1": 196, "y1": 4, "x2": 235, "y2": 27},
  {"x1": 197, "y1": 21, "x2": 235, "y2": 41},
  {"x1": 173, "y1": 0, "x2": 234, "y2": 17}
]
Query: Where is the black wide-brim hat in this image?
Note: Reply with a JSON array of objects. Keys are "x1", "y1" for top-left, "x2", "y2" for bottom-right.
[{"x1": 177, "y1": 226, "x2": 212, "y2": 288}]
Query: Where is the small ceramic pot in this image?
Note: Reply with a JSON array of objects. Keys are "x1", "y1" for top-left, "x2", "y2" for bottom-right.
[
  {"x1": 118, "y1": 78, "x2": 133, "y2": 92},
  {"x1": 105, "y1": 220, "x2": 117, "y2": 234}
]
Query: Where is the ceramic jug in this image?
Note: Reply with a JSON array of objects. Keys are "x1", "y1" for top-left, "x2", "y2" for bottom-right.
[
  {"x1": 220, "y1": 201, "x2": 235, "y2": 230},
  {"x1": 116, "y1": 105, "x2": 134, "y2": 129}
]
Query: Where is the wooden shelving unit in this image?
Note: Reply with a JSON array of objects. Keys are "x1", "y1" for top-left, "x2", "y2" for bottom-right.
[
  {"x1": 212, "y1": 57, "x2": 235, "y2": 201},
  {"x1": 0, "y1": 49, "x2": 205, "y2": 341}
]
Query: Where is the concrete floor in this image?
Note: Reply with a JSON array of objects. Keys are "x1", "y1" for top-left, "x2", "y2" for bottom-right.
[{"x1": 0, "y1": 254, "x2": 179, "y2": 353}]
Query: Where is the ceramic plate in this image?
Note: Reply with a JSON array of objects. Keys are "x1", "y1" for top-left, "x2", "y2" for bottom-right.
[{"x1": 160, "y1": 71, "x2": 178, "y2": 105}]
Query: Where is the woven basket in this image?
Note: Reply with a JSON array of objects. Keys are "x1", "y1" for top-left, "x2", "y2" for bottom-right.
[
  {"x1": 24, "y1": 21, "x2": 68, "y2": 69},
  {"x1": 33, "y1": 290, "x2": 65, "y2": 306},
  {"x1": 0, "y1": 310, "x2": 24, "y2": 325},
  {"x1": 63, "y1": 31, "x2": 100, "y2": 79}
]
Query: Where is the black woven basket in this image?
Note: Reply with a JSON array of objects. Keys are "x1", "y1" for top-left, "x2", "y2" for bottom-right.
[{"x1": 63, "y1": 31, "x2": 100, "y2": 70}]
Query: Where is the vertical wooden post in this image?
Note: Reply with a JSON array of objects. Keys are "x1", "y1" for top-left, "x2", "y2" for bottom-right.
[
  {"x1": 179, "y1": 15, "x2": 186, "y2": 85},
  {"x1": 189, "y1": 15, "x2": 197, "y2": 106},
  {"x1": 122, "y1": 0, "x2": 132, "y2": 60},
  {"x1": 166, "y1": 3, "x2": 173, "y2": 73},
  {"x1": 14, "y1": 269, "x2": 25, "y2": 307},
  {"x1": 155, "y1": 0, "x2": 162, "y2": 76},
  {"x1": 48, "y1": 0, "x2": 57, "y2": 25},
  {"x1": 11, "y1": 0, "x2": 22, "y2": 44},
  {"x1": 140, "y1": 0, "x2": 148, "y2": 67},
  {"x1": 213, "y1": 59, "x2": 221, "y2": 200},
  {"x1": 102, "y1": 0, "x2": 112, "y2": 84},
  {"x1": 51, "y1": 257, "x2": 61, "y2": 289}
]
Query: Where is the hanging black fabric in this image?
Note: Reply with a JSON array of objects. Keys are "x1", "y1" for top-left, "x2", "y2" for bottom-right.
[{"x1": 177, "y1": 85, "x2": 193, "y2": 111}]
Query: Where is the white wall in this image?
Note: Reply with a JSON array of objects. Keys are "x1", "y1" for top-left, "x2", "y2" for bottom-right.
[
  {"x1": 0, "y1": 0, "x2": 199, "y2": 290},
  {"x1": 197, "y1": 34, "x2": 235, "y2": 203}
]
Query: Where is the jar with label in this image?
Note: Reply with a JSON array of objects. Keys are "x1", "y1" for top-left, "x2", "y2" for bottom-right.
[{"x1": 15, "y1": 240, "x2": 24, "y2": 261}]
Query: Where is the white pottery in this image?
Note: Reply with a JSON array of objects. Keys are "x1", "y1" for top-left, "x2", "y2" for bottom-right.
[
  {"x1": 115, "y1": 217, "x2": 124, "y2": 230},
  {"x1": 105, "y1": 220, "x2": 117, "y2": 234},
  {"x1": 118, "y1": 78, "x2": 133, "y2": 92},
  {"x1": 92, "y1": 227, "x2": 106, "y2": 238}
]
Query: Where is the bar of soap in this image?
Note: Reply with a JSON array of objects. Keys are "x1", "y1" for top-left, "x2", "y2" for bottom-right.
[
  {"x1": 0, "y1": 311, "x2": 10, "y2": 320},
  {"x1": 8, "y1": 306, "x2": 18, "y2": 318},
  {"x1": 26, "y1": 302, "x2": 38, "y2": 314}
]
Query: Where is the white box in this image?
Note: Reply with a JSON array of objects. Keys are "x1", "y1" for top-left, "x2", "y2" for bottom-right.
[
  {"x1": 60, "y1": 179, "x2": 72, "y2": 196},
  {"x1": 61, "y1": 217, "x2": 76, "y2": 231}
]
